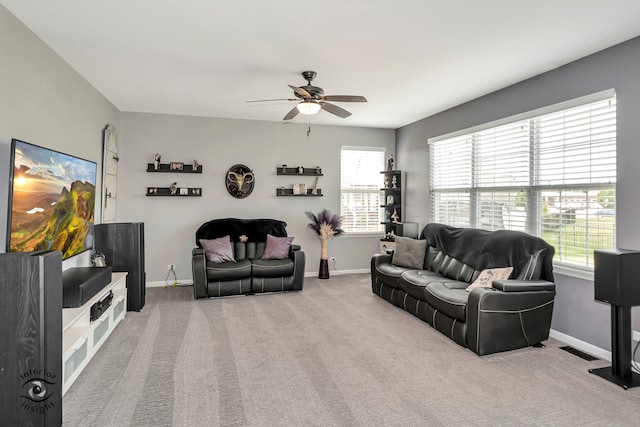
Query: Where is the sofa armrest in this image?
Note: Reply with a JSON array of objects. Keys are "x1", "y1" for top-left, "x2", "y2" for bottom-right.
[
  {"x1": 291, "y1": 249, "x2": 306, "y2": 290},
  {"x1": 466, "y1": 282, "x2": 556, "y2": 355},
  {"x1": 492, "y1": 279, "x2": 555, "y2": 292},
  {"x1": 291, "y1": 244, "x2": 301, "y2": 251},
  {"x1": 191, "y1": 248, "x2": 208, "y2": 299},
  {"x1": 372, "y1": 253, "x2": 393, "y2": 268}
]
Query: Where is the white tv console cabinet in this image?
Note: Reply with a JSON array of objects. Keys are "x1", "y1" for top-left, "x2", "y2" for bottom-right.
[{"x1": 62, "y1": 271, "x2": 127, "y2": 395}]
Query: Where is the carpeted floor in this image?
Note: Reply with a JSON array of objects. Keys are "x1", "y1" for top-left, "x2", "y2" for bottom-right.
[{"x1": 63, "y1": 273, "x2": 640, "y2": 426}]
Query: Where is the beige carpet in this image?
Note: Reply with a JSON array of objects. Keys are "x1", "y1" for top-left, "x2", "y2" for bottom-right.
[{"x1": 63, "y1": 273, "x2": 640, "y2": 426}]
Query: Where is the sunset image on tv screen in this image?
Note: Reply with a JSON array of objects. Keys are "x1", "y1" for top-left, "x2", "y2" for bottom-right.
[{"x1": 8, "y1": 140, "x2": 97, "y2": 259}]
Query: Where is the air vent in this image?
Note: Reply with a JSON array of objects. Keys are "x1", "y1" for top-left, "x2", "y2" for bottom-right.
[{"x1": 560, "y1": 345, "x2": 599, "y2": 361}]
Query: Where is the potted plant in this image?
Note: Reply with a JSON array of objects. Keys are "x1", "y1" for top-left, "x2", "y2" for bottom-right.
[{"x1": 305, "y1": 209, "x2": 344, "y2": 279}]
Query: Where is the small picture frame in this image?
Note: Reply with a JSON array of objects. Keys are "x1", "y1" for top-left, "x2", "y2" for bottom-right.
[
  {"x1": 180, "y1": 187, "x2": 188, "y2": 195},
  {"x1": 170, "y1": 162, "x2": 184, "y2": 171}
]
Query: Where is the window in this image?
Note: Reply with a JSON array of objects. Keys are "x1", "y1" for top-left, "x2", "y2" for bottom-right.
[
  {"x1": 430, "y1": 93, "x2": 616, "y2": 268},
  {"x1": 340, "y1": 147, "x2": 385, "y2": 233}
]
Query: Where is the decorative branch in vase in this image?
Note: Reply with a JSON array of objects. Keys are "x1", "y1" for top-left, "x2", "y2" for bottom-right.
[{"x1": 305, "y1": 209, "x2": 344, "y2": 279}]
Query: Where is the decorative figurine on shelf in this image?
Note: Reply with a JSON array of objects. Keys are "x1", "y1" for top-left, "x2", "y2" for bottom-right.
[
  {"x1": 153, "y1": 153, "x2": 161, "y2": 170},
  {"x1": 298, "y1": 166, "x2": 304, "y2": 174},
  {"x1": 170, "y1": 182, "x2": 177, "y2": 195},
  {"x1": 391, "y1": 208, "x2": 400, "y2": 223},
  {"x1": 387, "y1": 154, "x2": 394, "y2": 171},
  {"x1": 193, "y1": 159, "x2": 199, "y2": 171},
  {"x1": 311, "y1": 176, "x2": 319, "y2": 195},
  {"x1": 384, "y1": 210, "x2": 391, "y2": 222},
  {"x1": 392, "y1": 176, "x2": 398, "y2": 189},
  {"x1": 316, "y1": 166, "x2": 321, "y2": 175},
  {"x1": 386, "y1": 194, "x2": 394, "y2": 205},
  {"x1": 282, "y1": 164, "x2": 287, "y2": 173},
  {"x1": 384, "y1": 175, "x2": 389, "y2": 188},
  {"x1": 239, "y1": 235, "x2": 249, "y2": 243}
]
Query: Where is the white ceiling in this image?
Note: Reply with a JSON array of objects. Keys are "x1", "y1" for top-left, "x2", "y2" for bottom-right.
[{"x1": 3, "y1": 1, "x2": 640, "y2": 129}]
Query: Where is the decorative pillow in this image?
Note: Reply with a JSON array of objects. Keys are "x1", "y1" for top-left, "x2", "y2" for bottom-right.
[
  {"x1": 466, "y1": 267, "x2": 513, "y2": 291},
  {"x1": 391, "y1": 236, "x2": 427, "y2": 269},
  {"x1": 262, "y1": 234, "x2": 294, "y2": 260},
  {"x1": 200, "y1": 236, "x2": 235, "y2": 263}
]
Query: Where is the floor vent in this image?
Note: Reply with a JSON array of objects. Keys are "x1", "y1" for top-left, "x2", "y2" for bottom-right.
[{"x1": 560, "y1": 345, "x2": 599, "y2": 361}]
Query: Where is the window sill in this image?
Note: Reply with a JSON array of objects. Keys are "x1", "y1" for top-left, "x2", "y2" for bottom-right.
[
  {"x1": 343, "y1": 232, "x2": 386, "y2": 238},
  {"x1": 552, "y1": 262, "x2": 594, "y2": 281}
]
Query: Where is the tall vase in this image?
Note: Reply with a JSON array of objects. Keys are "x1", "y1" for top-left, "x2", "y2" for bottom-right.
[{"x1": 319, "y1": 238, "x2": 329, "y2": 279}]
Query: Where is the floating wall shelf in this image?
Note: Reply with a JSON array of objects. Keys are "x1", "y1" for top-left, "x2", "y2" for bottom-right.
[
  {"x1": 146, "y1": 187, "x2": 202, "y2": 197},
  {"x1": 147, "y1": 163, "x2": 203, "y2": 173}
]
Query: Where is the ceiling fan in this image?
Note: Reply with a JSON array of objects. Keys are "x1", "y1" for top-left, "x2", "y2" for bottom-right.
[{"x1": 248, "y1": 71, "x2": 367, "y2": 120}]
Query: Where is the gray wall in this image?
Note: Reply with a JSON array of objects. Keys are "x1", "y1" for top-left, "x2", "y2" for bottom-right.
[
  {"x1": 118, "y1": 112, "x2": 395, "y2": 282},
  {"x1": 397, "y1": 36, "x2": 640, "y2": 351},
  {"x1": 0, "y1": 6, "x2": 120, "y2": 268}
]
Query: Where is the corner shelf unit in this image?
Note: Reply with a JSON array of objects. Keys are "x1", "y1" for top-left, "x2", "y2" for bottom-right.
[
  {"x1": 146, "y1": 163, "x2": 202, "y2": 173},
  {"x1": 381, "y1": 170, "x2": 402, "y2": 235},
  {"x1": 276, "y1": 166, "x2": 323, "y2": 197},
  {"x1": 146, "y1": 187, "x2": 202, "y2": 196}
]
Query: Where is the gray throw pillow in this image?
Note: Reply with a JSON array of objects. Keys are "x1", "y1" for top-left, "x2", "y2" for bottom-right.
[
  {"x1": 391, "y1": 236, "x2": 427, "y2": 269},
  {"x1": 200, "y1": 236, "x2": 235, "y2": 263}
]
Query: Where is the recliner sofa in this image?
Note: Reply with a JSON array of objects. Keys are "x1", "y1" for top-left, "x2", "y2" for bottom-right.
[
  {"x1": 192, "y1": 218, "x2": 305, "y2": 298},
  {"x1": 371, "y1": 223, "x2": 556, "y2": 355}
]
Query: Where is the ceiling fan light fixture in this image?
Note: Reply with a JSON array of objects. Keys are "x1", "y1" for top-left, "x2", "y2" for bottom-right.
[{"x1": 296, "y1": 101, "x2": 321, "y2": 115}]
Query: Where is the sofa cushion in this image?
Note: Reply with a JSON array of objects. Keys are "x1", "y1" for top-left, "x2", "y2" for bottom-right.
[
  {"x1": 252, "y1": 258, "x2": 295, "y2": 278},
  {"x1": 262, "y1": 234, "x2": 294, "y2": 260},
  {"x1": 466, "y1": 267, "x2": 513, "y2": 291},
  {"x1": 392, "y1": 237, "x2": 427, "y2": 269},
  {"x1": 424, "y1": 281, "x2": 470, "y2": 321},
  {"x1": 399, "y1": 270, "x2": 445, "y2": 301},
  {"x1": 206, "y1": 259, "x2": 251, "y2": 281},
  {"x1": 200, "y1": 236, "x2": 235, "y2": 263}
]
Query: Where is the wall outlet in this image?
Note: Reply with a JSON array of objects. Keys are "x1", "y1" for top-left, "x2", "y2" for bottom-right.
[{"x1": 329, "y1": 257, "x2": 336, "y2": 262}]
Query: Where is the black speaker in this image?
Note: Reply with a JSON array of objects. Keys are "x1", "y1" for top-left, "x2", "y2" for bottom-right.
[
  {"x1": 94, "y1": 222, "x2": 146, "y2": 311},
  {"x1": 0, "y1": 251, "x2": 63, "y2": 425},
  {"x1": 594, "y1": 249, "x2": 640, "y2": 307}
]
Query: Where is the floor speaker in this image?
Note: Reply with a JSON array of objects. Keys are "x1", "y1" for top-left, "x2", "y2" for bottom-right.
[
  {"x1": 594, "y1": 249, "x2": 640, "y2": 306},
  {"x1": 0, "y1": 251, "x2": 63, "y2": 425},
  {"x1": 591, "y1": 248, "x2": 640, "y2": 389},
  {"x1": 94, "y1": 222, "x2": 146, "y2": 311}
]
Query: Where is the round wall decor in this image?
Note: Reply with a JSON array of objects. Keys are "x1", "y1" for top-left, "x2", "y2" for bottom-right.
[{"x1": 225, "y1": 164, "x2": 255, "y2": 199}]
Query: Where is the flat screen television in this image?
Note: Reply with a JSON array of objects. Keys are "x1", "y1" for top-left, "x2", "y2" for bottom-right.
[{"x1": 6, "y1": 138, "x2": 97, "y2": 260}]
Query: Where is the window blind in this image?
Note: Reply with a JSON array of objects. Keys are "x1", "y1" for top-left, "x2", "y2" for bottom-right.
[
  {"x1": 430, "y1": 96, "x2": 616, "y2": 268},
  {"x1": 340, "y1": 147, "x2": 385, "y2": 233}
]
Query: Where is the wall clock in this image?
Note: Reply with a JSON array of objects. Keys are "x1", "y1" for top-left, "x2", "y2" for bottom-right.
[{"x1": 225, "y1": 164, "x2": 255, "y2": 198}]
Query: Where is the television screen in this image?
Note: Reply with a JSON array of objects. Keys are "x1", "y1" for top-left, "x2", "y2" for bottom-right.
[{"x1": 6, "y1": 139, "x2": 97, "y2": 260}]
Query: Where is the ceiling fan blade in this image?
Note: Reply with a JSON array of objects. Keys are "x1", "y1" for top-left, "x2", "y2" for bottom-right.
[
  {"x1": 320, "y1": 102, "x2": 351, "y2": 118},
  {"x1": 321, "y1": 95, "x2": 368, "y2": 103},
  {"x1": 288, "y1": 85, "x2": 312, "y2": 98},
  {"x1": 247, "y1": 98, "x2": 297, "y2": 103},
  {"x1": 283, "y1": 106, "x2": 300, "y2": 120}
]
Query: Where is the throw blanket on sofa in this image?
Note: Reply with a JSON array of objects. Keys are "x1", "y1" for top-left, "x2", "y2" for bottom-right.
[
  {"x1": 422, "y1": 223, "x2": 554, "y2": 281},
  {"x1": 195, "y1": 218, "x2": 288, "y2": 246}
]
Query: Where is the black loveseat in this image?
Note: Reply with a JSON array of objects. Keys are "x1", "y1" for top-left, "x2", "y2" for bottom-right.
[
  {"x1": 192, "y1": 218, "x2": 305, "y2": 298},
  {"x1": 371, "y1": 223, "x2": 556, "y2": 355}
]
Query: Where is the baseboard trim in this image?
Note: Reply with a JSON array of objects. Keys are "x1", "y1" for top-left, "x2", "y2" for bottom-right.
[
  {"x1": 148, "y1": 269, "x2": 370, "y2": 287},
  {"x1": 147, "y1": 280, "x2": 193, "y2": 288},
  {"x1": 305, "y1": 268, "x2": 369, "y2": 277}
]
